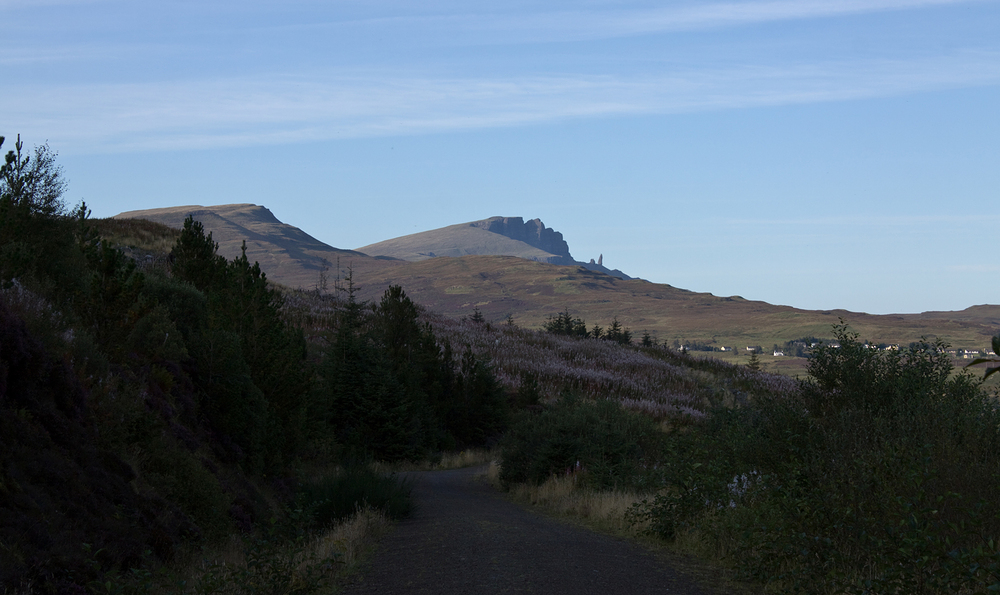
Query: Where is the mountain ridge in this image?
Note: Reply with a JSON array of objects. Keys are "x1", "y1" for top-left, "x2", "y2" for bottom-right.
[
  {"x1": 113, "y1": 203, "x2": 1000, "y2": 350},
  {"x1": 355, "y1": 215, "x2": 632, "y2": 279},
  {"x1": 115, "y1": 203, "x2": 376, "y2": 289}
]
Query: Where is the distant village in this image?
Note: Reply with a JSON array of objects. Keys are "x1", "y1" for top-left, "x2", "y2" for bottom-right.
[{"x1": 679, "y1": 340, "x2": 997, "y2": 359}]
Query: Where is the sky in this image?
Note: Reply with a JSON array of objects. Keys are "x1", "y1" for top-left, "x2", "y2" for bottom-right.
[{"x1": 2, "y1": 0, "x2": 998, "y2": 315}]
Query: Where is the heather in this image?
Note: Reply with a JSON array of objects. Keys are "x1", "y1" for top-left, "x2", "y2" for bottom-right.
[{"x1": 424, "y1": 312, "x2": 798, "y2": 420}]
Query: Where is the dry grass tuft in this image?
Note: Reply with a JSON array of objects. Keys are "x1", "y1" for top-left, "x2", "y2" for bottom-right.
[
  {"x1": 376, "y1": 448, "x2": 498, "y2": 472},
  {"x1": 302, "y1": 506, "x2": 392, "y2": 572},
  {"x1": 168, "y1": 507, "x2": 392, "y2": 594},
  {"x1": 437, "y1": 449, "x2": 497, "y2": 470},
  {"x1": 486, "y1": 462, "x2": 649, "y2": 537},
  {"x1": 484, "y1": 459, "x2": 502, "y2": 487},
  {"x1": 91, "y1": 217, "x2": 181, "y2": 254}
]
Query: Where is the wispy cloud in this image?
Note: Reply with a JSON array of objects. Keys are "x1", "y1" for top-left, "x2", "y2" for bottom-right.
[
  {"x1": 303, "y1": 0, "x2": 991, "y2": 44},
  {"x1": 0, "y1": 0, "x2": 107, "y2": 9},
  {"x1": 0, "y1": 45, "x2": 127, "y2": 66},
  {"x1": 947, "y1": 264, "x2": 1000, "y2": 273},
  {"x1": 6, "y1": 50, "x2": 999, "y2": 152},
  {"x1": 570, "y1": 0, "x2": 987, "y2": 36},
  {"x1": 722, "y1": 213, "x2": 1000, "y2": 227}
]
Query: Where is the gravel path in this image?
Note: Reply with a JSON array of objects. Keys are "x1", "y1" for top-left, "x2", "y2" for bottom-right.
[{"x1": 340, "y1": 467, "x2": 715, "y2": 595}]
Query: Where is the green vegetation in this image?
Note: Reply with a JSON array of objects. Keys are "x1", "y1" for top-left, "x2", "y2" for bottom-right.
[
  {"x1": 499, "y1": 393, "x2": 663, "y2": 490},
  {"x1": 297, "y1": 466, "x2": 414, "y2": 528},
  {"x1": 628, "y1": 325, "x2": 1000, "y2": 594},
  {"x1": 496, "y1": 310, "x2": 1000, "y2": 593},
  {"x1": 319, "y1": 282, "x2": 508, "y2": 461},
  {"x1": 0, "y1": 136, "x2": 507, "y2": 593},
  {"x1": 5, "y1": 136, "x2": 1000, "y2": 594},
  {"x1": 543, "y1": 308, "x2": 633, "y2": 344}
]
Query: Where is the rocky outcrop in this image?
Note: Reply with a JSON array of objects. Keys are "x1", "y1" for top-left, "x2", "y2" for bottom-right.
[
  {"x1": 355, "y1": 215, "x2": 632, "y2": 279},
  {"x1": 470, "y1": 217, "x2": 573, "y2": 264}
]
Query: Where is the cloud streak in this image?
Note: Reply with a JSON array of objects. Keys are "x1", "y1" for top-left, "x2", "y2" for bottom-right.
[
  {"x1": 304, "y1": 0, "x2": 991, "y2": 44},
  {"x1": 7, "y1": 50, "x2": 1000, "y2": 152},
  {"x1": 722, "y1": 213, "x2": 1000, "y2": 227}
]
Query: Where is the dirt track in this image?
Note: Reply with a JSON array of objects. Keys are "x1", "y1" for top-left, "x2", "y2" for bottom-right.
[{"x1": 340, "y1": 467, "x2": 718, "y2": 595}]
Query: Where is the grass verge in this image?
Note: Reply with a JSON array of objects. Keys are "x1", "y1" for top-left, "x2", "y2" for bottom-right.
[
  {"x1": 486, "y1": 462, "x2": 648, "y2": 537},
  {"x1": 483, "y1": 461, "x2": 761, "y2": 595},
  {"x1": 374, "y1": 448, "x2": 498, "y2": 472},
  {"x1": 170, "y1": 506, "x2": 392, "y2": 594}
]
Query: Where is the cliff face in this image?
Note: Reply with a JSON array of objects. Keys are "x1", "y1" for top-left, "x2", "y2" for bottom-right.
[
  {"x1": 355, "y1": 215, "x2": 631, "y2": 278},
  {"x1": 470, "y1": 217, "x2": 574, "y2": 264}
]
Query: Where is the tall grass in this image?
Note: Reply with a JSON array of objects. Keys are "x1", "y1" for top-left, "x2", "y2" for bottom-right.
[
  {"x1": 497, "y1": 467, "x2": 649, "y2": 536},
  {"x1": 90, "y1": 217, "x2": 181, "y2": 254},
  {"x1": 176, "y1": 507, "x2": 392, "y2": 595}
]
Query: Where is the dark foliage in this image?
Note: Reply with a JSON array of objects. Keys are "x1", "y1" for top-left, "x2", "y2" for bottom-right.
[
  {"x1": 319, "y1": 284, "x2": 508, "y2": 461},
  {"x1": 542, "y1": 309, "x2": 589, "y2": 338},
  {"x1": 171, "y1": 218, "x2": 310, "y2": 471},
  {"x1": 0, "y1": 137, "x2": 392, "y2": 592},
  {"x1": 0, "y1": 300, "x2": 192, "y2": 591},
  {"x1": 296, "y1": 465, "x2": 414, "y2": 527},
  {"x1": 633, "y1": 323, "x2": 1000, "y2": 594},
  {"x1": 543, "y1": 309, "x2": 632, "y2": 344},
  {"x1": 500, "y1": 392, "x2": 663, "y2": 490}
]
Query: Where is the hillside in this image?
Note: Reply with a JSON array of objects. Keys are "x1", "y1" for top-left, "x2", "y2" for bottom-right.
[
  {"x1": 355, "y1": 216, "x2": 632, "y2": 279},
  {"x1": 357, "y1": 216, "x2": 573, "y2": 264},
  {"x1": 347, "y1": 255, "x2": 1000, "y2": 351},
  {"x1": 114, "y1": 204, "x2": 383, "y2": 290},
  {"x1": 114, "y1": 204, "x2": 1000, "y2": 351}
]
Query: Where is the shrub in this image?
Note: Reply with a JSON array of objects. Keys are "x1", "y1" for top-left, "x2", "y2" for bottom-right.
[
  {"x1": 499, "y1": 393, "x2": 663, "y2": 490},
  {"x1": 632, "y1": 324, "x2": 1000, "y2": 594},
  {"x1": 296, "y1": 466, "x2": 413, "y2": 528},
  {"x1": 141, "y1": 438, "x2": 233, "y2": 540}
]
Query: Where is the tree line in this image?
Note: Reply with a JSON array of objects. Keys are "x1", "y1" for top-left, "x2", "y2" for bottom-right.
[{"x1": 543, "y1": 308, "x2": 633, "y2": 345}]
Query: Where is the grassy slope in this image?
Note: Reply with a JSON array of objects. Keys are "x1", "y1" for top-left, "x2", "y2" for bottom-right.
[
  {"x1": 112, "y1": 204, "x2": 379, "y2": 290},
  {"x1": 107, "y1": 207, "x2": 1000, "y2": 351},
  {"x1": 349, "y1": 255, "x2": 1000, "y2": 350},
  {"x1": 355, "y1": 220, "x2": 563, "y2": 262}
]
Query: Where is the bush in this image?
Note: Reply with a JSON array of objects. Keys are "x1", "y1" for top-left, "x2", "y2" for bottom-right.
[
  {"x1": 499, "y1": 393, "x2": 663, "y2": 490},
  {"x1": 141, "y1": 438, "x2": 233, "y2": 540},
  {"x1": 633, "y1": 324, "x2": 1000, "y2": 594},
  {"x1": 296, "y1": 466, "x2": 413, "y2": 527}
]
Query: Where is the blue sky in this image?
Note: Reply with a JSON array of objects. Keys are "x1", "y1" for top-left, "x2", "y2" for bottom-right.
[{"x1": 3, "y1": 0, "x2": 998, "y2": 314}]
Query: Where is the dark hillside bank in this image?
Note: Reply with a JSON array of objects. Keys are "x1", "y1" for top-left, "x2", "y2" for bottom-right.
[{"x1": 0, "y1": 136, "x2": 508, "y2": 592}]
